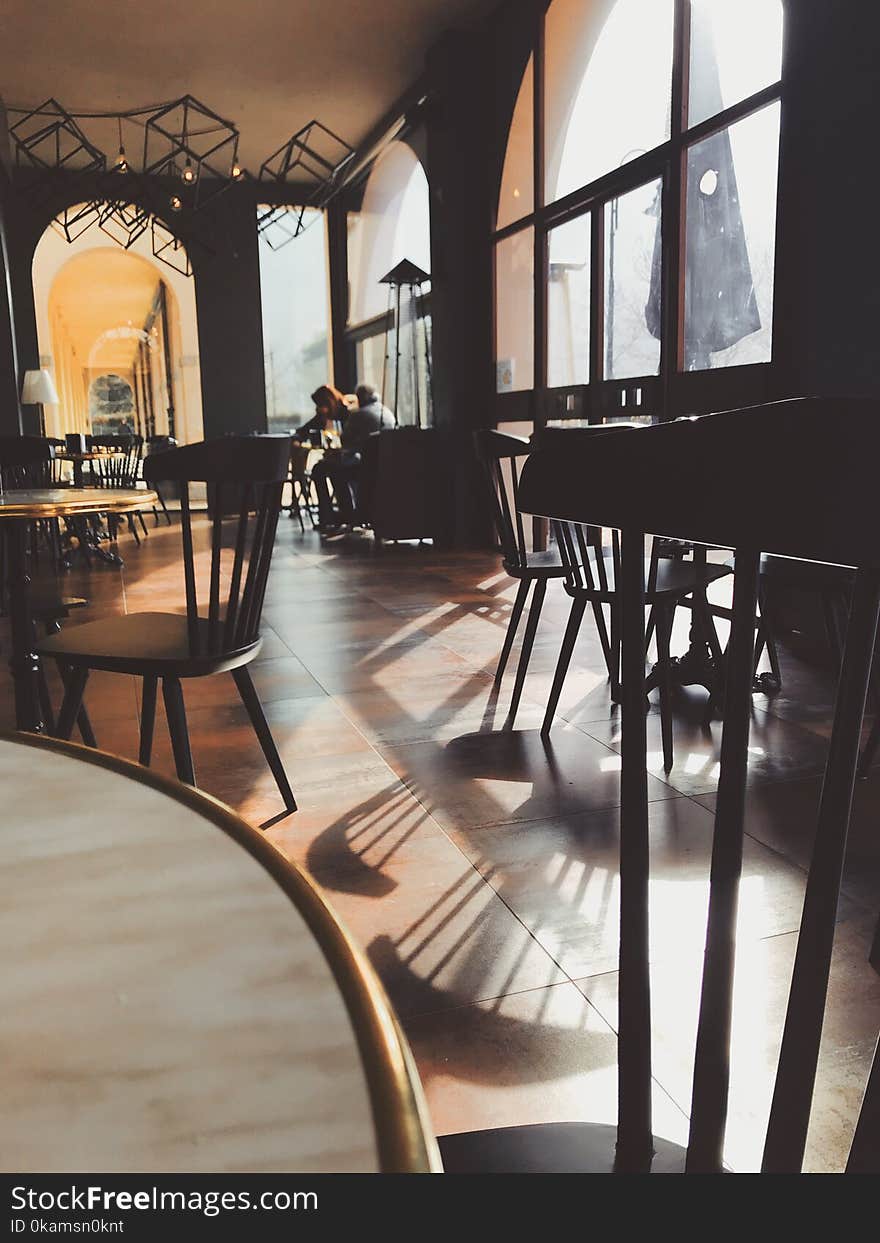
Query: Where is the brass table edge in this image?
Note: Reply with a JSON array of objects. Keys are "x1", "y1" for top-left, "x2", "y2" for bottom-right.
[
  {"x1": 0, "y1": 489, "x2": 158, "y2": 519},
  {"x1": 1, "y1": 729, "x2": 441, "y2": 1174}
]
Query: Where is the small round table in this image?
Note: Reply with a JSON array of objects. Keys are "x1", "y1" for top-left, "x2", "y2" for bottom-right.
[
  {"x1": 0, "y1": 732, "x2": 439, "y2": 1173},
  {"x1": 0, "y1": 487, "x2": 156, "y2": 732}
]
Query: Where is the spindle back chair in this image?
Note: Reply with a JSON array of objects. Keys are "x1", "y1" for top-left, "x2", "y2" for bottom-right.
[
  {"x1": 36, "y1": 436, "x2": 296, "y2": 817},
  {"x1": 88, "y1": 434, "x2": 148, "y2": 542},
  {"x1": 549, "y1": 516, "x2": 729, "y2": 765},
  {"x1": 474, "y1": 429, "x2": 566, "y2": 724}
]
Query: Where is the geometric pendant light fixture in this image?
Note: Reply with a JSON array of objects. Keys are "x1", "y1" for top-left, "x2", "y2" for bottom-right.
[
  {"x1": 7, "y1": 95, "x2": 353, "y2": 272},
  {"x1": 143, "y1": 95, "x2": 242, "y2": 210}
]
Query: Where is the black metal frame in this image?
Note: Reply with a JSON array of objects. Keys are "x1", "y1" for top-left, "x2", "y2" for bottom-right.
[
  {"x1": 492, "y1": 0, "x2": 786, "y2": 427},
  {"x1": 258, "y1": 120, "x2": 355, "y2": 246},
  {"x1": 142, "y1": 95, "x2": 241, "y2": 211}
]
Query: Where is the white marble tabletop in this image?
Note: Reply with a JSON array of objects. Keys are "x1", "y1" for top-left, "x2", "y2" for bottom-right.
[{"x1": 0, "y1": 734, "x2": 438, "y2": 1173}]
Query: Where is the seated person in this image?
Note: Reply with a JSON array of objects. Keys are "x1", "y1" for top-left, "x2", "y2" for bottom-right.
[
  {"x1": 312, "y1": 384, "x2": 395, "y2": 530},
  {"x1": 295, "y1": 384, "x2": 349, "y2": 444}
]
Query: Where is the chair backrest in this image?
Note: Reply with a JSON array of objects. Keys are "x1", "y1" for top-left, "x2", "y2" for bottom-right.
[
  {"x1": 367, "y1": 426, "x2": 437, "y2": 541},
  {"x1": 89, "y1": 434, "x2": 142, "y2": 488},
  {"x1": 552, "y1": 519, "x2": 613, "y2": 592},
  {"x1": 473, "y1": 429, "x2": 532, "y2": 570},
  {"x1": 0, "y1": 435, "x2": 55, "y2": 489},
  {"x1": 143, "y1": 436, "x2": 289, "y2": 660}
]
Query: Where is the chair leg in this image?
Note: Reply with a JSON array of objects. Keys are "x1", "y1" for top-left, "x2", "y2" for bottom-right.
[
  {"x1": 541, "y1": 595, "x2": 588, "y2": 737},
  {"x1": 232, "y1": 666, "x2": 297, "y2": 813},
  {"x1": 590, "y1": 600, "x2": 614, "y2": 679},
  {"x1": 55, "y1": 667, "x2": 89, "y2": 741},
  {"x1": 137, "y1": 511, "x2": 149, "y2": 537},
  {"x1": 156, "y1": 488, "x2": 172, "y2": 526},
  {"x1": 36, "y1": 664, "x2": 55, "y2": 735},
  {"x1": 610, "y1": 599, "x2": 622, "y2": 702},
  {"x1": 162, "y1": 677, "x2": 195, "y2": 785},
  {"x1": 495, "y1": 578, "x2": 530, "y2": 684},
  {"x1": 507, "y1": 578, "x2": 548, "y2": 726},
  {"x1": 76, "y1": 701, "x2": 97, "y2": 748},
  {"x1": 140, "y1": 675, "x2": 158, "y2": 766},
  {"x1": 51, "y1": 647, "x2": 95, "y2": 746},
  {"x1": 127, "y1": 513, "x2": 141, "y2": 546},
  {"x1": 644, "y1": 606, "x2": 657, "y2": 657},
  {"x1": 655, "y1": 603, "x2": 675, "y2": 772}
]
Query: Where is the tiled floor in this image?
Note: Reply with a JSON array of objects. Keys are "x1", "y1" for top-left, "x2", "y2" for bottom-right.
[{"x1": 6, "y1": 517, "x2": 880, "y2": 1173}]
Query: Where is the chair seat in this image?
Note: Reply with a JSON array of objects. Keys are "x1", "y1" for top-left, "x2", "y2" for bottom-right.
[
  {"x1": 35, "y1": 611, "x2": 260, "y2": 677},
  {"x1": 30, "y1": 589, "x2": 88, "y2": 623},
  {"x1": 567, "y1": 555, "x2": 730, "y2": 600},
  {"x1": 505, "y1": 549, "x2": 566, "y2": 578}
]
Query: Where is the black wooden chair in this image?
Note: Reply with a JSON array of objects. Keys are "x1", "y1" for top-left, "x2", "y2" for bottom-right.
[
  {"x1": 548, "y1": 518, "x2": 730, "y2": 767},
  {"x1": 285, "y1": 439, "x2": 315, "y2": 530},
  {"x1": 474, "y1": 429, "x2": 567, "y2": 724},
  {"x1": 36, "y1": 436, "x2": 297, "y2": 816},
  {"x1": 0, "y1": 435, "x2": 95, "y2": 744},
  {"x1": 88, "y1": 434, "x2": 149, "y2": 544},
  {"x1": 444, "y1": 397, "x2": 880, "y2": 1174}
]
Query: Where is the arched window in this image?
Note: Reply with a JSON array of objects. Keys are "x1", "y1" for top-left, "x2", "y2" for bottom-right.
[
  {"x1": 497, "y1": 55, "x2": 534, "y2": 230},
  {"x1": 347, "y1": 141, "x2": 430, "y2": 326},
  {"x1": 494, "y1": 0, "x2": 785, "y2": 409},
  {"x1": 345, "y1": 140, "x2": 432, "y2": 423}
]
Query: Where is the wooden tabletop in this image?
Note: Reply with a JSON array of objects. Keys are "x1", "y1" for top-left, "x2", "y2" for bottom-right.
[
  {"x1": 0, "y1": 733, "x2": 438, "y2": 1174},
  {"x1": 0, "y1": 487, "x2": 156, "y2": 519}
]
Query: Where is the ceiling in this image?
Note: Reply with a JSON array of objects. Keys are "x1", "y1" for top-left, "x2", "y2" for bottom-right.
[
  {"x1": 50, "y1": 248, "x2": 161, "y2": 371},
  {"x1": 0, "y1": 0, "x2": 497, "y2": 171}
]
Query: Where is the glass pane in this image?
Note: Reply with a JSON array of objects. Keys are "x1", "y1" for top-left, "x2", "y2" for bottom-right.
[
  {"x1": 689, "y1": 0, "x2": 784, "y2": 129},
  {"x1": 495, "y1": 228, "x2": 534, "y2": 392},
  {"x1": 356, "y1": 333, "x2": 386, "y2": 399},
  {"x1": 497, "y1": 56, "x2": 534, "y2": 229},
  {"x1": 545, "y1": 0, "x2": 674, "y2": 204},
  {"x1": 604, "y1": 179, "x2": 662, "y2": 379},
  {"x1": 547, "y1": 214, "x2": 591, "y2": 387},
  {"x1": 684, "y1": 103, "x2": 780, "y2": 370},
  {"x1": 347, "y1": 142, "x2": 430, "y2": 326},
  {"x1": 258, "y1": 208, "x2": 330, "y2": 432},
  {"x1": 357, "y1": 315, "x2": 433, "y2": 427}
]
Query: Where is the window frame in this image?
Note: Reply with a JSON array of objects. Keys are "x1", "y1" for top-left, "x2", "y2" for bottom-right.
[{"x1": 492, "y1": 0, "x2": 785, "y2": 426}]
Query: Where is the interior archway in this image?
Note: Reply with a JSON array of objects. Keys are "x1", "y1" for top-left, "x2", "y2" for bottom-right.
[{"x1": 32, "y1": 219, "x2": 204, "y2": 444}]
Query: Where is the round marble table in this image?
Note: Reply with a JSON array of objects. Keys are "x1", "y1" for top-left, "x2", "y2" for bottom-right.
[
  {"x1": 0, "y1": 487, "x2": 156, "y2": 731},
  {"x1": 0, "y1": 732, "x2": 439, "y2": 1173}
]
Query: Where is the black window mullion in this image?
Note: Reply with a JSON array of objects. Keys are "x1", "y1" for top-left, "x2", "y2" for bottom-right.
[
  {"x1": 659, "y1": 0, "x2": 690, "y2": 409},
  {"x1": 589, "y1": 207, "x2": 604, "y2": 409},
  {"x1": 533, "y1": 9, "x2": 547, "y2": 423}
]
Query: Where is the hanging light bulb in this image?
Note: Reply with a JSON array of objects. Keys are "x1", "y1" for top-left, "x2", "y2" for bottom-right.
[
  {"x1": 231, "y1": 160, "x2": 242, "y2": 179},
  {"x1": 115, "y1": 117, "x2": 128, "y2": 171},
  {"x1": 169, "y1": 194, "x2": 182, "y2": 212},
  {"x1": 181, "y1": 158, "x2": 195, "y2": 184}
]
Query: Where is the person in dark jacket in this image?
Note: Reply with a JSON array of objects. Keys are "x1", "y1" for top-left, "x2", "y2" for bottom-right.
[{"x1": 312, "y1": 384, "x2": 394, "y2": 530}]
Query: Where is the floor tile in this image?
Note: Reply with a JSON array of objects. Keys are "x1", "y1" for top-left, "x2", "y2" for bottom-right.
[{"x1": 379, "y1": 723, "x2": 677, "y2": 834}]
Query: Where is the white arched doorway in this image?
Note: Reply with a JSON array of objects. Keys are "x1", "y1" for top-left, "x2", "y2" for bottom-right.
[{"x1": 32, "y1": 217, "x2": 203, "y2": 443}]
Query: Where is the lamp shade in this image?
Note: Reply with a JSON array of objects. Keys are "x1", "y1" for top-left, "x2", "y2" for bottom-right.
[{"x1": 21, "y1": 369, "x2": 59, "y2": 405}]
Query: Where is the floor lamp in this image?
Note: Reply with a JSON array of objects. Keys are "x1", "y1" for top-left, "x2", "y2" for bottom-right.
[{"x1": 21, "y1": 369, "x2": 59, "y2": 437}]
